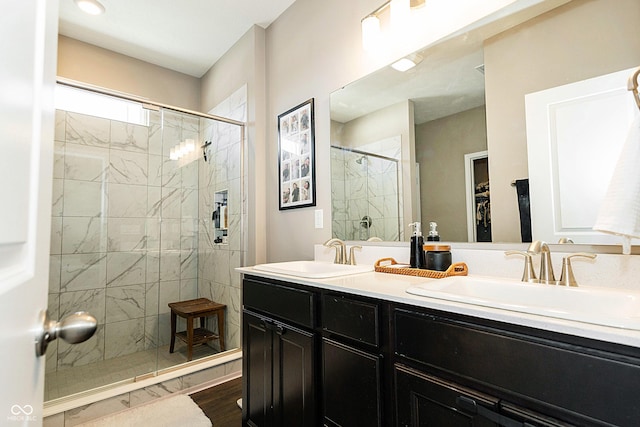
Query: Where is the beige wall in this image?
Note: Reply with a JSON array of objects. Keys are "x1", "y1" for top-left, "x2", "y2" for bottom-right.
[
  {"x1": 201, "y1": 26, "x2": 268, "y2": 265},
  {"x1": 416, "y1": 106, "x2": 487, "y2": 242},
  {"x1": 57, "y1": 36, "x2": 201, "y2": 110},
  {"x1": 264, "y1": 0, "x2": 380, "y2": 262},
  {"x1": 484, "y1": 0, "x2": 640, "y2": 242},
  {"x1": 263, "y1": 0, "x2": 543, "y2": 261}
]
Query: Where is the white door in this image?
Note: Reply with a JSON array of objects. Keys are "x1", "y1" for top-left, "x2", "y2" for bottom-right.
[
  {"x1": 526, "y1": 67, "x2": 639, "y2": 244},
  {"x1": 0, "y1": 0, "x2": 59, "y2": 424}
]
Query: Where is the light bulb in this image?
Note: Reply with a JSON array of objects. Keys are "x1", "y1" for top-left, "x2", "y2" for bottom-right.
[
  {"x1": 361, "y1": 15, "x2": 381, "y2": 52},
  {"x1": 179, "y1": 142, "x2": 187, "y2": 156},
  {"x1": 390, "y1": 0, "x2": 410, "y2": 30}
]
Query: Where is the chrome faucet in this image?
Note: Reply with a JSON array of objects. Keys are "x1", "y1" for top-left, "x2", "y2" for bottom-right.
[
  {"x1": 527, "y1": 240, "x2": 555, "y2": 284},
  {"x1": 323, "y1": 238, "x2": 347, "y2": 264}
]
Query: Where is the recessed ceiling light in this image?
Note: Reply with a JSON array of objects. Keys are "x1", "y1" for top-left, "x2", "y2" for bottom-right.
[
  {"x1": 391, "y1": 54, "x2": 423, "y2": 72},
  {"x1": 74, "y1": 0, "x2": 105, "y2": 15},
  {"x1": 391, "y1": 58, "x2": 417, "y2": 72}
]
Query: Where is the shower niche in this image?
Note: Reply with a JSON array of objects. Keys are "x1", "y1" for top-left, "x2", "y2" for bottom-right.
[{"x1": 213, "y1": 189, "x2": 228, "y2": 244}]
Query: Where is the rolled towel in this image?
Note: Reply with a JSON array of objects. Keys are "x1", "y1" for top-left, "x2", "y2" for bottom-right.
[{"x1": 593, "y1": 115, "x2": 640, "y2": 254}]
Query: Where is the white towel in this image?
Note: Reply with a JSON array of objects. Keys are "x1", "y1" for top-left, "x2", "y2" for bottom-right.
[{"x1": 593, "y1": 115, "x2": 640, "y2": 254}]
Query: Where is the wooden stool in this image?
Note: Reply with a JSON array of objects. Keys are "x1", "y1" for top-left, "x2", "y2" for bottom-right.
[{"x1": 169, "y1": 298, "x2": 226, "y2": 361}]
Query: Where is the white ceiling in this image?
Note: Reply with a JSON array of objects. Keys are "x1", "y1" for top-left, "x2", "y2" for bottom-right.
[{"x1": 58, "y1": 0, "x2": 298, "y2": 77}]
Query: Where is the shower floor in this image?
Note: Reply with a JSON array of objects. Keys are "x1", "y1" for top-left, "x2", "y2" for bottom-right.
[{"x1": 45, "y1": 343, "x2": 220, "y2": 401}]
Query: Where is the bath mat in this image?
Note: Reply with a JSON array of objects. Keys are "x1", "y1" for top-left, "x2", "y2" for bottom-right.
[{"x1": 76, "y1": 394, "x2": 211, "y2": 427}]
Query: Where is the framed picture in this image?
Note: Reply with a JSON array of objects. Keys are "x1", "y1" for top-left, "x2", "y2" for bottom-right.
[{"x1": 278, "y1": 98, "x2": 316, "y2": 210}]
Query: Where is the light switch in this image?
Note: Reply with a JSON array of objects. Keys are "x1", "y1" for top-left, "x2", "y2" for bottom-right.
[{"x1": 314, "y1": 209, "x2": 323, "y2": 229}]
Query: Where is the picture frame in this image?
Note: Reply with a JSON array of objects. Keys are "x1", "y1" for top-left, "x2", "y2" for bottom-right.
[{"x1": 278, "y1": 98, "x2": 316, "y2": 210}]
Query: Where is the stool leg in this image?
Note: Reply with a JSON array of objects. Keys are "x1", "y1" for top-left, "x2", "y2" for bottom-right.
[
  {"x1": 169, "y1": 311, "x2": 177, "y2": 353},
  {"x1": 187, "y1": 316, "x2": 194, "y2": 361},
  {"x1": 217, "y1": 310, "x2": 225, "y2": 352}
]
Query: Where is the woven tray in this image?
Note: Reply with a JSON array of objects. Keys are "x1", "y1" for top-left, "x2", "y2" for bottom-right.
[{"x1": 374, "y1": 257, "x2": 468, "y2": 279}]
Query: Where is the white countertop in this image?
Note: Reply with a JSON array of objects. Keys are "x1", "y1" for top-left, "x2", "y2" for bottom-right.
[{"x1": 237, "y1": 266, "x2": 640, "y2": 350}]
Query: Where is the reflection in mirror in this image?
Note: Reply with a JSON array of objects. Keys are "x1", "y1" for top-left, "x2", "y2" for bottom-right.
[
  {"x1": 331, "y1": 139, "x2": 401, "y2": 241},
  {"x1": 330, "y1": 0, "x2": 640, "y2": 245}
]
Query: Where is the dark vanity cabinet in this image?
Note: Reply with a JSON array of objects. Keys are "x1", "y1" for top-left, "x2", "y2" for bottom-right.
[
  {"x1": 394, "y1": 308, "x2": 640, "y2": 426},
  {"x1": 321, "y1": 293, "x2": 385, "y2": 426},
  {"x1": 242, "y1": 274, "x2": 640, "y2": 427},
  {"x1": 242, "y1": 277, "x2": 318, "y2": 426}
]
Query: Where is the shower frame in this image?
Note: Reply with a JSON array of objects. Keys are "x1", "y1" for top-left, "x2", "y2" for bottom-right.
[{"x1": 47, "y1": 78, "x2": 247, "y2": 408}]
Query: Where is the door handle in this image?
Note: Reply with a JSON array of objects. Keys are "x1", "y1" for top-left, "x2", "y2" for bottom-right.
[{"x1": 35, "y1": 310, "x2": 97, "y2": 357}]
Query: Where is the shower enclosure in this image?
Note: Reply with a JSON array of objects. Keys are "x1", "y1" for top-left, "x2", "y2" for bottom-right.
[
  {"x1": 45, "y1": 82, "x2": 245, "y2": 401},
  {"x1": 331, "y1": 146, "x2": 401, "y2": 241}
]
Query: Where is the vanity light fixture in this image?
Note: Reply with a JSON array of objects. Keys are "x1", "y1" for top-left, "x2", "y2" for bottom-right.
[
  {"x1": 361, "y1": 0, "x2": 426, "y2": 52},
  {"x1": 74, "y1": 0, "x2": 105, "y2": 15},
  {"x1": 361, "y1": 14, "x2": 382, "y2": 52},
  {"x1": 361, "y1": 1, "x2": 390, "y2": 52},
  {"x1": 390, "y1": 0, "x2": 410, "y2": 30}
]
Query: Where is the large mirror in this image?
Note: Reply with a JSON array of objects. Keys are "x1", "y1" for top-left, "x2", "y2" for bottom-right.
[{"x1": 330, "y1": 0, "x2": 640, "y2": 244}]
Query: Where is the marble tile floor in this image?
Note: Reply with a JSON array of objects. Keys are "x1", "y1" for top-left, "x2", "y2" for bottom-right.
[{"x1": 45, "y1": 344, "x2": 220, "y2": 401}]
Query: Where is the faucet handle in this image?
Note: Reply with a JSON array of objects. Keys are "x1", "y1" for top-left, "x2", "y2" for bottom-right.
[
  {"x1": 558, "y1": 253, "x2": 597, "y2": 287},
  {"x1": 505, "y1": 250, "x2": 537, "y2": 283},
  {"x1": 348, "y1": 245, "x2": 362, "y2": 265}
]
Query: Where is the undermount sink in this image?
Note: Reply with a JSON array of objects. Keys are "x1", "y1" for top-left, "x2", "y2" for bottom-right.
[
  {"x1": 252, "y1": 261, "x2": 374, "y2": 279},
  {"x1": 406, "y1": 276, "x2": 640, "y2": 330}
]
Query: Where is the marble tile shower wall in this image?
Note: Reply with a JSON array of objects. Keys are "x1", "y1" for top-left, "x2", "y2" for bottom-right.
[
  {"x1": 196, "y1": 86, "x2": 247, "y2": 352},
  {"x1": 331, "y1": 148, "x2": 401, "y2": 241},
  {"x1": 47, "y1": 108, "x2": 201, "y2": 373}
]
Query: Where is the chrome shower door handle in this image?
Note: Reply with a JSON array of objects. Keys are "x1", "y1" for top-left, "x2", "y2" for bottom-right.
[{"x1": 35, "y1": 310, "x2": 97, "y2": 357}]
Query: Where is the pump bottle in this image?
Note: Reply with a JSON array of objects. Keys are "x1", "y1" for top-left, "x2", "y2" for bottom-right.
[
  {"x1": 427, "y1": 221, "x2": 441, "y2": 241},
  {"x1": 409, "y1": 222, "x2": 426, "y2": 269}
]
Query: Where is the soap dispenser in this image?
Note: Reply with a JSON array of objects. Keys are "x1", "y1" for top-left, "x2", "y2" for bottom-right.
[
  {"x1": 409, "y1": 222, "x2": 426, "y2": 269},
  {"x1": 427, "y1": 221, "x2": 440, "y2": 241}
]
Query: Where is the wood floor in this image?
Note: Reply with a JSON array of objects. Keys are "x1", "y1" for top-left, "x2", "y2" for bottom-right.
[{"x1": 191, "y1": 377, "x2": 242, "y2": 426}]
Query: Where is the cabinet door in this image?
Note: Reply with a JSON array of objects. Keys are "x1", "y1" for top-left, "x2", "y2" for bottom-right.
[
  {"x1": 243, "y1": 311, "x2": 273, "y2": 427},
  {"x1": 323, "y1": 338, "x2": 383, "y2": 427},
  {"x1": 272, "y1": 321, "x2": 317, "y2": 426},
  {"x1": 395, "y1": 364, "x2": 497, "y2": 427}
]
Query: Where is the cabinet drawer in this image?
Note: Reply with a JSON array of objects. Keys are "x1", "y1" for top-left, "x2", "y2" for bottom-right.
[
  {"x1": 243, "y1": 277, "x2": 315, "y2": 328},
  {"x1": 394, "y1": 308, "x2": 640, "y2": 426},
  {"x1": 322, "y1": 293, "x2": 379, "y2": 347}
]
